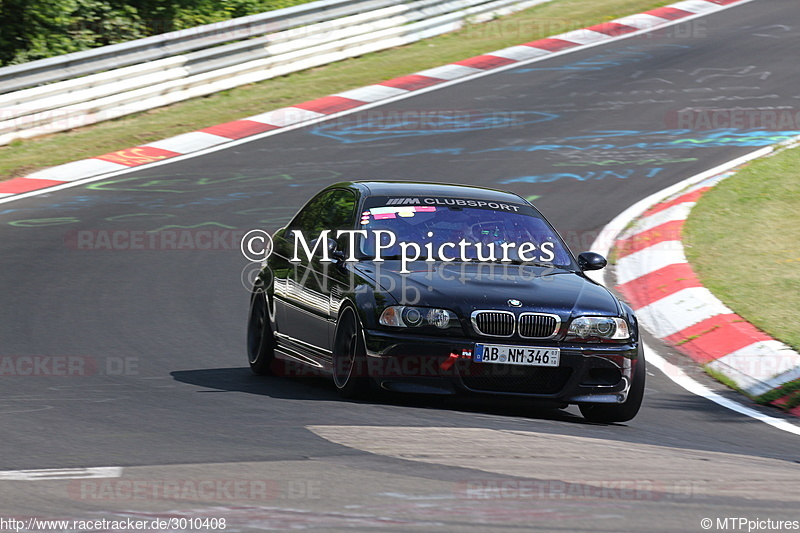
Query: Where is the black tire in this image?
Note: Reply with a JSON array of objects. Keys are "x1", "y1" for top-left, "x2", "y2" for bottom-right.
[
  {"x1": 247, "y1": 291, "x2": 276, "y2": 375},
  {"x1": 579, "y1": 356, "x2": 645, "y2": 423},
  {"x1": 332, "y1": 307, "x2": 370, "y2": 399}
]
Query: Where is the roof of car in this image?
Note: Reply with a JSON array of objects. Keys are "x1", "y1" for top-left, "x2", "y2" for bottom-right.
[{"x1": 333, "y1": 181, "x2": 528, "y2": 204}]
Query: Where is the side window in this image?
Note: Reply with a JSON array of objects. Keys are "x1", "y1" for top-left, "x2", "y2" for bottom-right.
[
  {"x1": 322, "y1": 189, "x2": 357, "y2": 256},
  {"x1": 322, "y1": 189, "x2": 357, "y2": 231},
  {"x1": 286, "y1": 189, "x2": 356, "y2": 257},
  {"x1": 287, "y1": 190, "x2": 335, "y2": 237}
]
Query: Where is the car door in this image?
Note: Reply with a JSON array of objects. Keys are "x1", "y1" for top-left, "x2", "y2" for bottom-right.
[{"x1": 279, "y1": 188, "x2": 357, "y2": 356}]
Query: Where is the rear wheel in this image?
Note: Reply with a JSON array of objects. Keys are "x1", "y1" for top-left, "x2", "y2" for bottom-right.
[
  {"x1": 332, "y1": 307, "x2": 370, "y2": 398},
  {"x1": 579, "y1": 357, "x2": 645, "y2": 423},
  {"x1": 247, "y1": 291, "x2": 276, "y2": 375}
]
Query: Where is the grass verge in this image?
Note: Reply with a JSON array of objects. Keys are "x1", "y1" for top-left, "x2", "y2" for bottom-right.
[
  {"x1": 0, "y1": 0, "x2": 669, "y2": 181},
  {"x1": 756, "y1": 378, "x2": 800, "y2": 409},
  {"x1": 683, "y1": 144, "x2": 800, "y2": 352},
  {"x1": 704, "y1": 366, "x2": 747, "y2": 396}
]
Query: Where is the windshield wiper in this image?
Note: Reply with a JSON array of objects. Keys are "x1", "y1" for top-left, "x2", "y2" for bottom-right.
[
  {"x1": 365, "y1": 255, "x2": 571, "y2": 269},
  {"x1": 498, "y1": 259, "x2": 579, "y2": 272}
]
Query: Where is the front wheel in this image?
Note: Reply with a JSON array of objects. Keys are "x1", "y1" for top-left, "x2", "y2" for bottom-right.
[
  {"x1": 247, "y1": 291, "x2": 276, "y2": 375},
  {"x1": 579, "y1": 357, "x2": 645, "y2": 423},
  {"x1": 332, "y1": 307, "x2": 371, "y2": 398}
]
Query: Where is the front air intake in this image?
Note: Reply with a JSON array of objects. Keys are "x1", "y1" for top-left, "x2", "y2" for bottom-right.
[
  {"x1": 471, "y1": 311, "x2": 515, "y2": 337},
  {"x1": 518, "y1": 313, "x2": 560, "y2": 339}
]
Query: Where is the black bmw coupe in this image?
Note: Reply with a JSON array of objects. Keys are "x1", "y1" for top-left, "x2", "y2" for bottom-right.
[{"x1": 247, "y1": 181, "x2": 644, "y2": 423}]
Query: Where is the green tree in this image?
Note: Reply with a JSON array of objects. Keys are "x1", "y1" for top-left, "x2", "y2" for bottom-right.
[
  {"x1": 0, "y1": 0, "x2": 317, "y2": 67},
  {"x1": 0, "y1": 0, "x2": 144, "y2": 65}
]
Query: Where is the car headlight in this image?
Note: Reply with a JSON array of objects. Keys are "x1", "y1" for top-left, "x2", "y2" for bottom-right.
[
  {"x1": 379, "y1": 306, "x2": 458, "y2": 329},
  {"x1": 566, "y1": 317, "x2": 630, "y2": 341}
]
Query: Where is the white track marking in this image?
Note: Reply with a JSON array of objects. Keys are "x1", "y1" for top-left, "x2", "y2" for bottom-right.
[
  {"x1": 635, "y1": 287, "x2": 733, "y2": 337},
  {"x1": 415, "y1": 64, "x2": 483, "y2": 80},
  {"x1": 625, "y1": 202, "x2": 695, "y2": 237},
  {"x1": 708, "y1": 341, "x2": 800, "y2": 395},
  {"x1": 672, "y1": 0, "x2": 718, "y2": 13},
  {"x1": 489, "y1": 45, "x2": 550, "y2": 61},
  {"x1": 616, "y1": 241, "x2": 688, "y2": 286},
  {"x1": 644, "y1": 343, "x2": 800, "y2": 437},
  {"x1": 146, "y1": 131, "x2": 229, "y2": 153},
  {"x1": 336, "y1": 85, "x2": 408, "y2": 102},
  {"x1": 25, "y1": 158, "x2": 127, "y2": 182},
  {"x1": 614, "y1": 14, "x2": 671, "y2": 30},
  {"x1": 552, "y1": 29, "x2": 611, "y2": 45},
  {"x1": 247, "y1": 107, "x2": 325, "y2": 127}
]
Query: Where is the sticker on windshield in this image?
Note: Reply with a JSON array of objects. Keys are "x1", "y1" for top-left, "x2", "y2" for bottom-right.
[
  {"x1": 383, "y1": 197, "x2": 523, "y2": 212},
  {"x1": 365, "y1": 206, "x2": 438, "y2": 220}
]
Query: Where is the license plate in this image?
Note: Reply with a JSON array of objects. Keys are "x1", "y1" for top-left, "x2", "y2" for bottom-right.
[{"x1": 474, "y1": 344, "x2": 560, "y2": 367}]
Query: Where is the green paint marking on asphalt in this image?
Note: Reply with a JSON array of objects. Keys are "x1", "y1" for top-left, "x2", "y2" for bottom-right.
[
  {"x1": 147, "y1": 222, "x2": 237, "y2": 233},
  {"x1": 105, "y1": 213, "x2": 177, "y2": 222},
  {"x1": 8, "y1": 217, "x2": 81, "y2": 227}
]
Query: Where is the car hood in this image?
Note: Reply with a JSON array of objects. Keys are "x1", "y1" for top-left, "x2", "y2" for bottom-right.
[{"x1": 354, "y1": 261, "x2": 621, "y2": 319}]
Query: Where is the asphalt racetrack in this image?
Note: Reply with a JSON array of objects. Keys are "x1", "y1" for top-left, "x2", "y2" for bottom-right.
[{"x1": 1, "y1": 1, "x2": 799, "y2": 531}]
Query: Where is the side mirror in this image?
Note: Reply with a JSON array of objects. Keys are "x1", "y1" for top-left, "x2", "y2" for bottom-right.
[
  {"x1": 578, "y1": 251, "x2": 607, "y2": 271},
  {"x1": 328, "y1": 238, "x2": 346, "y2": 262},
  {"x1": 304, "y1": 237, "x2": 341, "y2": 261}
]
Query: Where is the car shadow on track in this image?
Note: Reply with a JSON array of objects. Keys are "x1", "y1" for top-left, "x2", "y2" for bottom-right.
[
  {"x1": 171, "y1": 367, "x2": 340, "y2": 400},
  {"x1": 170, "y1": 367, "x2": 595, "y2": 425}
]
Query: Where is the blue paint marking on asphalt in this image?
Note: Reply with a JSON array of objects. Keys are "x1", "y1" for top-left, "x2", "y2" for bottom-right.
[
  {"x1": 510, "y1": 44, "x2": 690, "y2": 73},
  {"x1": 309, "y1": 111, "x2": 560, "y2": 143},
  {"x1": 502, "y1": 167, "x2": 664, "y2": 184},
  {"x1": 479, "y1": 130, "x2": 800, "y2": 152},
  {"x1": 394, "y1": 148, "x2": 467, "y2": 157},
  {"x1": 392, "y1": 129, "x2": 800, "y2": 158}
]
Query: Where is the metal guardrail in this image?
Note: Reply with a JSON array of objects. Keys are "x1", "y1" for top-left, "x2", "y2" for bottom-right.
[
  {"x1": 0, "y1": 0, "x2": 396, "y2": 93},
  {"x1": 0, "y1": 0, "x2": 550, "y2": 146}
]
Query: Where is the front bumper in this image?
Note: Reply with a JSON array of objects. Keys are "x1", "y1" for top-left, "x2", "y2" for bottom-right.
[{"x1": 363, "y1": 329, "x2": 640, "y2": 404}]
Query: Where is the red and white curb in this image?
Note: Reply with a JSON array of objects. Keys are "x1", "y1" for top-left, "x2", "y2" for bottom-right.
[
  {"x1": 613, "y1": 144, "x2": 800, "y2": 417},
  {"x1": 0, "y1": 0, "x2": 751, "y2": 200}
]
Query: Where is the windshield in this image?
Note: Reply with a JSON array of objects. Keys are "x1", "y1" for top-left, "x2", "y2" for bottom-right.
[{"x1": 357, "y1": 198, "x2": 575, "y2": 267}]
